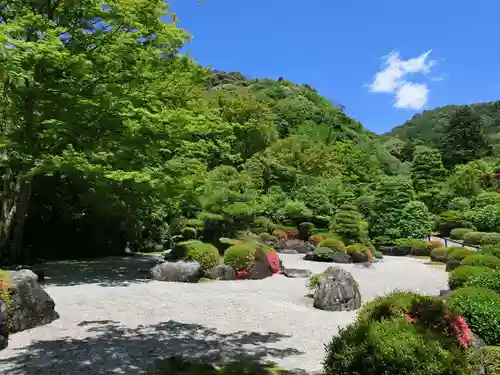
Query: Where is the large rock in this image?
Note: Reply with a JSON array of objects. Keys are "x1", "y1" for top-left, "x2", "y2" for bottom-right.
[
  {"x1": 313, "y1": 268, "x2": 361, "y2": 312},
  {"x1": 203, "y1": 265, "x2": 235, "y2": 281},
  {"x1": 331, "y1": 252, "x2": 352, "y2": 263},
  {"x1": 283, "y1": 268, "x2": 313, "y2": 278},
  {"x1": 303, "y1": 252, "x2": 314, "y2": 261},
  {"x1": 249, "y1": 247, "x2": 276, "y2": 280},
  {"x1": 278, "y1": 240, "x2": 314, "y2": 254},
  {"x1": 150, "y1": 261, "x2": 201, "y2": 283},
  {"x1": 8, "y1": 269, "x2": 59, "y2": 333},
  {"x1": 0, "y1": 298, "x2": 8, "y2": 350},
  {"x1": 350, "y1": 252, "x2": 368, "y2": 263}
]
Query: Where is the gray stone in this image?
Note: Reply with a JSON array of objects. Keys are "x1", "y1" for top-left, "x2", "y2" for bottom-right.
[
  {"x1": 350, "y1": 252, "x2": 368, "y2": 263},
  {"x1": 439, "y1": 289, "x2": 452, "y2": 300},
  {"x1": 203, "y1": 265, "x2": 235, "y2": 281},
  {"x1": 313, "y1": 268, "x2": 361, "y2": 312},
  {"x1": 445, "y1": 259, "x2": 461, "y2": 272},
  {"x1": 279, "y1": 240, "x2": 314, "y2": 254},
  {"x1": 0, "y1": 298, "x2": 8, "y2": 350},
  {"x1": 303, "y1": 252, "x2": 314, "y2": 261},
  {"x1": 283, "y1": 268, "x2": 313, "y2": 278},
  {"x1": 150, "y1": 261, "x2": 201, "y2": 283},
  {"x1": 249, "y1": 247, "x2": 274, "y2": 280},
  {"x1": 331, "y1": 252, "x2": 352, "y2": 263},
  {"x1": 8, "y1": 269, "x2": 59, "y2": 333},
  {"x1": 281, "y1": 249, "x2": 299, "y2": 254}
]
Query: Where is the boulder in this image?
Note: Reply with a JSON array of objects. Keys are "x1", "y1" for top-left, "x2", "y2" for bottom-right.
[
  {"x1": 280, "y1": 249, "x2": 299, "y2": 255},
  {"x1": 331, "y1": 252, "x2": 351, "y2": 263},
  {"x1": 8, "y1": 269, "x2": 59, "y2": 334},
  {"x1": 439, "y1": 289, "x2": 452, "y2": 300},
  {"x1": 249, "y1": 247, "x2": 276, "y2": 280},
  {"x1": 278, "y1": 240, "x2": 314, "y2": 254},
  {"x1": 203, "y1": 265, "x2": 235, "y2": 281},
  {"x1": 279, "y1": 259, "x2": 285, "y2": 274},
  {"x1": 283, "y1": 268, "x2": 313, "y2": 278},
  {"x1": 350, "y1": 252, "x2": 368, "y2": 263},
  {"x1": 303, "y1": 252, "x2": 314, "y2": 261},
  {"x1": 0, "y1": 298, "x2": 8, "y2": 350},
  {"x1": 150, "y1": 261, "x2": 201, "y2": 283},
  {"x1": 313, "y1": 268, "x2": 361, "y2": 312},
  {"x1": 445, "y1": 259, "x2": 461, "y2": 272}
]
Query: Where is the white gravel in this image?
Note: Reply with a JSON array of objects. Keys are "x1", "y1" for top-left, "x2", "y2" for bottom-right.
[{"x1": 0, "y1": 254, "x2": 448, "y2": 375}]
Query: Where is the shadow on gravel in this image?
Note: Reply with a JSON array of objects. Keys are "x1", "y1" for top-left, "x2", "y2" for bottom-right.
[
  {"x1": 0, "y1": 320, "x2": 305, "y2": 375},
  {"x1": 40, "y1": 256, "x2": 160, "y2": 287}
]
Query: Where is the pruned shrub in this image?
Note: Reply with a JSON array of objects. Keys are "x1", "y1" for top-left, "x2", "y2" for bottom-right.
[
  {"x1": 171, "y1": 240, "x2": 203, "y2": 260},
  {"x1": 271, "y1": 230, "x2": 288, "y2": 241},
  {"x1": 298, "y1": 222, "x2": 314, "y2": 241},
  {"x1": 251, "y1": 216, "x2": 276, "y2": 234},
  {"x1": 223, "y1": 245, "x2": 256, "y2": 271},
  {"x1": 462, "y1": 231, "x2": 487, "y2": 245},
  {"x1": 283, "y1": 226, "x2": 299, "y2": 240},
  {"x1": 184, "y1": 242, "x2": 220, "y2": 271},
  {"x1": 437, "y1": 210, "x2": 475, "y2": 237},
  {"x1": 311, "y1": 247, "x2": 336, "y2": 262},
  {"x1": 430, "y1": 247, "x2": 451, "y2": 262},
  {"x1": 446, "y1": 287, "x2": 500, "y2": 346},
  {"x1": 181, "y1": 227, "x2": 197, "y2": 240},
  {"x1": 462, "y1": 254, "x2": 500, "y2": 269},
  {"x1": 427, "y1": 239, "x2": 444, "y2": 251},
  {"x1": 480, "y1": 244, "x2": 500, "y2": 258},
  {"x1": 472, "y1": 346, "x2": 500, "y2": 375},
  {"x1": 407, "y1": 239, "x2": 430, "y2": 256},
  {"x1": 308, "y1": 234, "x2": 324, "y2": 246},
  {"x1": 330, "y1": 203, "x2": 364, "y2": 245},
  {"x1": 450, "y1": 228, "x2": 474, "y2": 240},
  {"x1": 318, "y1": 238, "x2": 346, "y2": 252},
  {"x1": 448, "y1": 266, "x2": 495, "y2": 290},
  {"x1": 372, "y1": 250, "x2": 384, "y2": 259},
  {"x1": 481, "y1": 232, "x2": 500, "y2": 246},
  {"x1": 258, "y1": 232, "x2": 277, "y2": 242},
  {"x1": 448, "y1": 247, "x2": 476, "y2": 261},
  {"x1": 346, "y1": 243, "x2": 371, "y2": 263},
  {"x1": 325, "y1": 291, "x2": 474, "y2": 375}
]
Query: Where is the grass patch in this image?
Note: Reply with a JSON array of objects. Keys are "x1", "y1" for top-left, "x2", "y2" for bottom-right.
[{"x1": 150, "y1": 357, "x2": 287, "y2": 375}]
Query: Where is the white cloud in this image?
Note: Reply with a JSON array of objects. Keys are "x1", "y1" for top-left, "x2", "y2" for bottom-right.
[{"x1": 368, "y1": 50, "x2": 438, "y2": 109}]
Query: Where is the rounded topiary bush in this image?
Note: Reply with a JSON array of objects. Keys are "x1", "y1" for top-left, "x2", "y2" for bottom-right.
[
  {"x1": 184, "y1": 242, "x2": 219, "y2": 271},
  {"x1": 450, "y1": 228, "x2": 474, "y2": 240},
  {"x1": 448, "y1": 266, "x2": 495, "y2": 290},
  {"x1": 181, "y1": 227, "x2": 197, "y2": 240},
  {"x1": 223, "y1": 245, "x2": 256, "y2": 271},
  {"x1": 318, "y1": 238, "x2": 346, "y2": 252},
  {"x1": 311, "y1": 247, "x2": 336, "y2": 262},
  {"x1": 346, "y1": 243, "x2": 371, "y2": 263},
  {"x1": 325, "y1": 291, "x2": 474, "y2": 375},
  {"x1": 481, "y1": 232, "x2": 500, "y2": 246},
  {"x1": 480, "y1": 244, "x2": 500, "y2": 258},
  {"x1": 430, "y1": 247, "x2": 451, "y2": 262},
  {"x1": 258, "y1": 232, "x2": 277, "y2": 242},
  {"x1": 171, "y1": 240, "x2": 203, "y2": 260},
  {"x1": 462, "y1": 231, "x2": 487, "y2": 245},
  {"x1": 462, "y1": 254, "x2": 500, "y2": 269},
  {"x1": 408, "y1": 239, "x2": 431, "y2": 256},
  {"x1": 446, "y1": 287, "x2": 500, "y2": 346},
  {"x1": 448, "y1": 247, "x2": 476, "y2": 261}
]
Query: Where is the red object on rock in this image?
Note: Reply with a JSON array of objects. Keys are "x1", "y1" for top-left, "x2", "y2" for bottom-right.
[{"x1": 265, "y1": 251, "x2": 280, "y2": 274}]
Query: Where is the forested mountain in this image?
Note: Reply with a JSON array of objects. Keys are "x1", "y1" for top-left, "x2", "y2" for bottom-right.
[{"x1": 385, "y1": 101, "x2": 500, "y2": 151}]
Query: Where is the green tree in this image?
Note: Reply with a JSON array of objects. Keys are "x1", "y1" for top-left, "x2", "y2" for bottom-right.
[
  {"x1": 369, "y1": 176, "x2": 415, "y2": 238},
  {"x1": 330, "y1": 203, "x2": 364, "y2": 244},
  {"x1": 410, "y1": 146, "x2": 447, "y2": 209},
  {"x1": 440, "y1": 106, "x2": 491, "y2": 169},
  {"x1": 398, "y1": 201, "x2": 433, "y2": 239}
]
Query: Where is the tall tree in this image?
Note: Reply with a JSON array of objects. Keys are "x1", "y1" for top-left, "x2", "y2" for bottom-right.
[
  {"x1": 411, "y1": 146, "x2": 447, "y2": 209},
  {"x1": 440, "y1": 106, "x2": 491, "y2": 169}
]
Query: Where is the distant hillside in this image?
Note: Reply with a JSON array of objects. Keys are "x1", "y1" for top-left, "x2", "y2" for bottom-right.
[{"x1": 385, "y1": 101, "x2": 500, "y2": 147}]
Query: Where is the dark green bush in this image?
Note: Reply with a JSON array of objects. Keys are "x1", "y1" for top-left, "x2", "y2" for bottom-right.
[
  {"x1": 448, "y1": 247, "x2": 476, "y2": 261},
  {"x1": 182, "y1": 227, "x2": 197, "y2": 240},
  {"x1": 481, "y1": 232, "x2": 500, "y2": 246},
  {"x1": 345, "y1": 243, "x2": 369, "y2": 254},
  {"x1": 312, "y1": 246, "x2": 337, "y2": 262},
  {"x1": 325, "y1": 291, "x2": 473, "y2": 375},
  {"x1": 330, "y1": 204, "x2": 364, "y2": 245},
  {"x1": 251, "y1": 216, "x2": 277, "y2": 234},
  {"x1": 258, "y1": 232, "x2": 277, "y2": 242},
  {"x1": 472, "y1": 346, "x2": 500, "y2": 375},
  {"x1": 447, "y1": 287, "x2": 500, "y2": 346},
  {"x1": 462, "y1": 231, "x2": 487, "y2": 245},
  {"x1": 372, "y1": 235, "x2": 394, "y2": 246},
  {"x1": 450, "y1": 227, "x2": 474, "y2": 240},
  {"x1": 317, "y1": 238, "x2": 346, "y2": 252},
  {"x1": 437, "y1": 210, "x2": 475, "y2": 237},
  {"x1": 480, "y1": 244, "x2": 500, "y2": 258},
  {"x1": 372, "y1": 250, "x2": 383, "y2": 259},
  {"x1": 462, "y1": 254, "x2": 500, "y2": 269},
  {"x1": 170, "y1": 240, "x2": 203, "y2": 260},
  {"x1": 298, "y1": 222, "x2": 314, "y2": 241},
  {"x1": 448, "y1": 266, "x2": 495, "y2": 290},
  {"x1": 408, "y1": 239, "x2": 431, "y2": 256},
  {"x1": 223, "y1": 245, "x2": 256, "y2": 271},
  {"x1": 430, "y1": 247, "x2": 451, "y2": 262},
  {"x1": 184, "y1": 242, "x2": 219, "y2": 271}
]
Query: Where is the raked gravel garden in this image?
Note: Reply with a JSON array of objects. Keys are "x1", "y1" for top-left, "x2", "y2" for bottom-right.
[{"x1": 0, "y1": 253, "x2": 448, "y2": 375}]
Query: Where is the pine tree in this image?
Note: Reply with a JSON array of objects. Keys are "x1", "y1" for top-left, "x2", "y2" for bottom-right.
[
  {"x1": 330, "y1": 203, "x2": 363, "y2": 245},
  {"x1": 441, "y1": 106, "x2": 491, "y2": 169},
  {"x1": 411, "y1": 146, "x2": 447, "y2": 209}
]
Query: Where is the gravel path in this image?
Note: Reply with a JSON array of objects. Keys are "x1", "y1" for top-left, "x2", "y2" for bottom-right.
[{"x1": 0, "y1": 254, "x2": 448, "y2": 375}]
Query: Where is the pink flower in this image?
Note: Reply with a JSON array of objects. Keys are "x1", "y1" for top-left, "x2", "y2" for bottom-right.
[{"x1": 404, "y1": 314, "x2": 417, "y2": 323}]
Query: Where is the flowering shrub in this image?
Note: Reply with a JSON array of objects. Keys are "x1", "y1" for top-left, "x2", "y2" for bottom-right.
[
  {"x1": 265, "y1": 251, "x2": 280, "y2": 274},
  {"x1": 235, "y1": 269, "x2": 250, "y2": 280},
  {"x1": 283, "y1": 227, "x2": 299, "y2": 240},
  {"x1": 308, "y1": 234, "x2": 324, "y2": 246},
  {"x1": 271, "y1": 230, "x2": 288, "y2": 241},
  {"x1": 427, "y1": 239, "x2": 444, "y2": 251}
]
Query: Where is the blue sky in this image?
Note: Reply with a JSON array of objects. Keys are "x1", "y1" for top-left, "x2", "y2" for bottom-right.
[{"x1": 168, "y1": 0, "x2": 500, "y2": 134}]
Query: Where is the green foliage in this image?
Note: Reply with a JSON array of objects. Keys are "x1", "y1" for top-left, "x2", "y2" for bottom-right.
[
  {"x1": 472, "y1": 346, "x2": 500, "y2": 375},
  {"x1": 462, "y1": 254, "x2": 500, "y2": 269},
  {"x1": 398, "y1": 200, "x2": 433, "y2": 239},
  {"x1": 410, "y1": 146, "x2": 447, "y2": 208},
  {"x1": 330, "y1": 204, "x2": 364, "y2": 244},
  {"x1": 182, "y1": 227, "x2": 197, "y2": 240},
  {"x1": 345, "y1": 243, "x2": 370, "y2": 254},
  {"x1": 223, "y1": 245, "x2": 256, "y2": 271},
  {"x1": 449, "y1": 197, "x2": 471, "y2": 211},
  {"x1": 325, "y1": 291, "x2": 473, "y2": 375},
  {"x1": 450, "y1": 228, "x2": 474, "y2": 240},
  {"x1": 448, "y1": 248, "x2": 476, "y2": 261},
  {"x1": 448, "y1": 266, "x2": 496, "y2": 290},
  {"x1": 481, "y1": 232, "x2": 500, "y2": 247},
  {"x1": 430, "y1": 247, "x2": 451, "y2": 262},
  {"x1": 317, "y1": 239, "x2": 346, "y2": 252},
  {"x1": 475, "y1": 192, "x2": 500, "y2": 208},
  {"x1": 369, "y1": 176, "x2": 415, "y2": 238},
  {"x1": 171, "y1": 240, "x2": 203, "y2": 260},
  {"x1": 311, "y1": 246, "x2": 338, "y2": 262},
  {"x1": 447, "y1": 287, "x2": 500, "y2": 346},
  {"x1": 184, "y1": 243, "x2": 220, "y2": 271},
  {"x1": 462, "y1": 231, "x2": 487, "y2": 245},
  {"x1": 480, "y1": 244, "x2": 500, "y2": 258},
  {"x1": 468, "y1": 205, "x2": 500, "y2": 233},
  {"x1": 437, "y1": 210, "x2": 476, "y2": 237}
]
